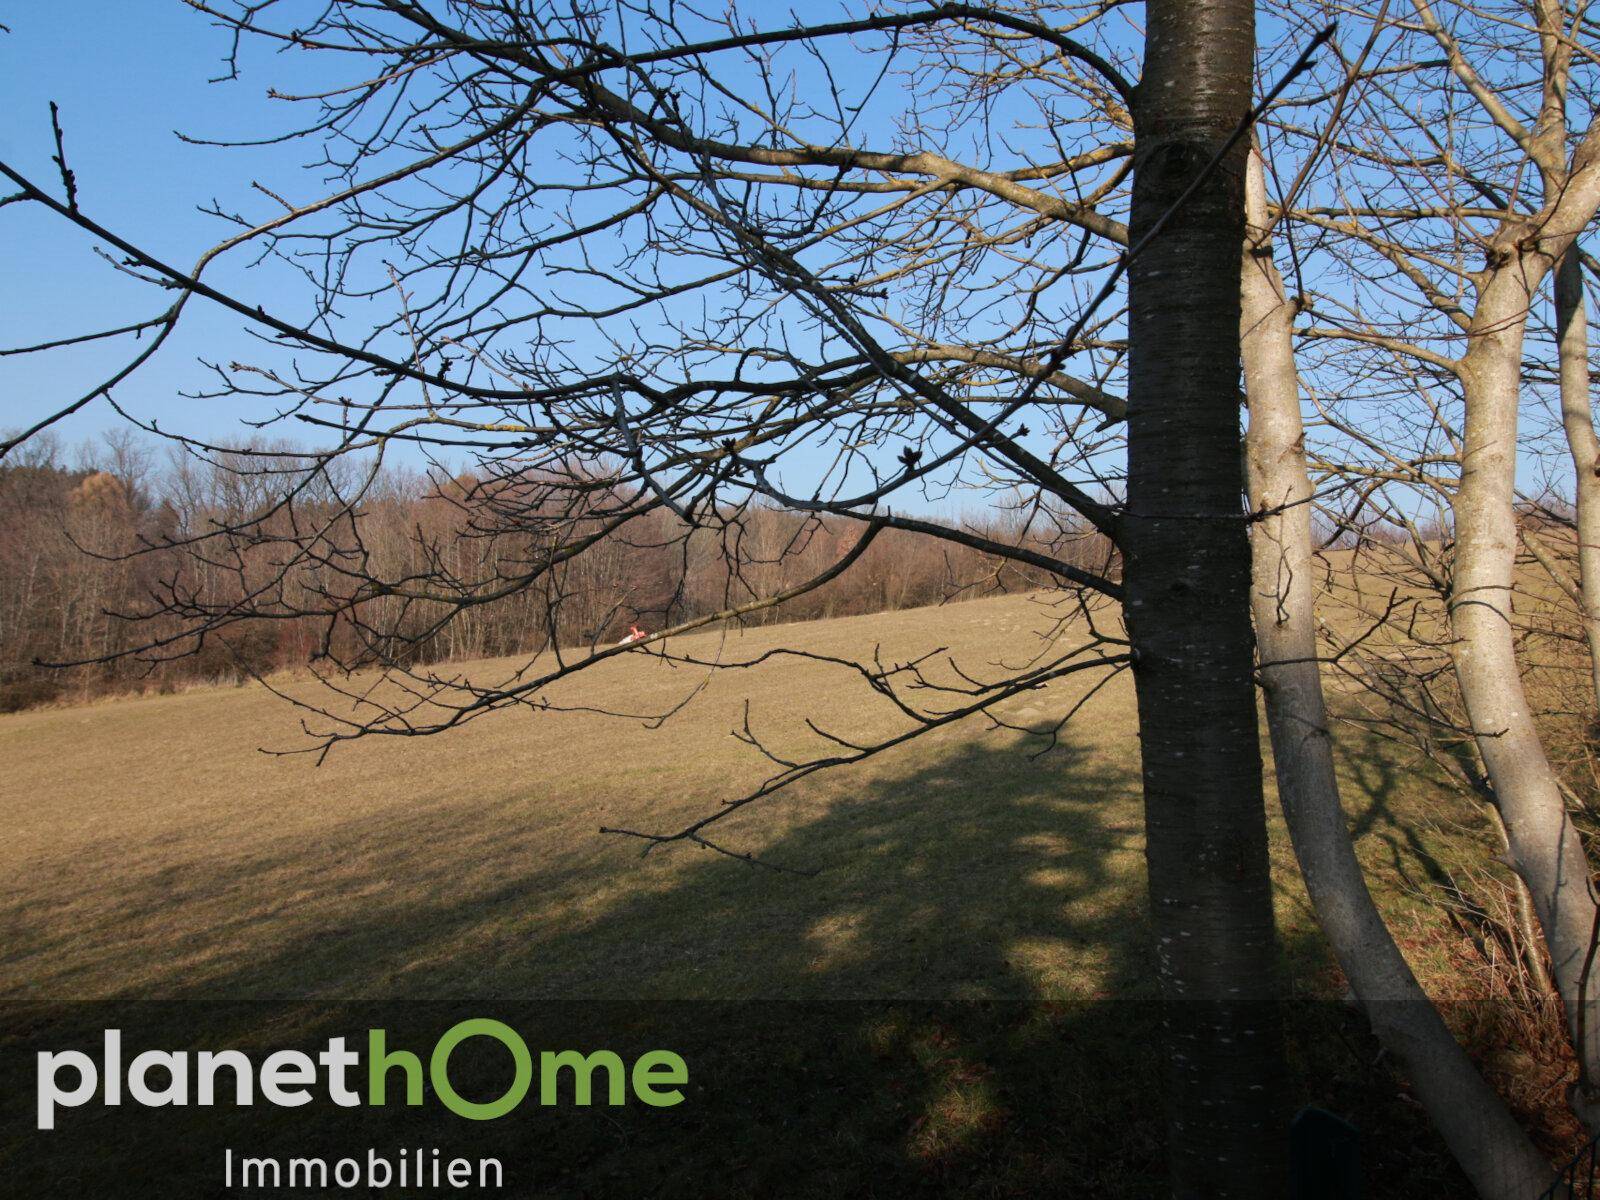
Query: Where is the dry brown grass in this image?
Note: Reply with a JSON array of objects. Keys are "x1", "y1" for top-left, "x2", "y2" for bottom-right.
[
  {"x1": 1, "y1": 594, "x2": 1138, "y2": 1018},
  {"x1": 0, "y1": 589, "x2": 1553, "y2": 1197}
]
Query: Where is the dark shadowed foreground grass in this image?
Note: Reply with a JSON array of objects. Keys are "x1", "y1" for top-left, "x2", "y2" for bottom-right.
[{"x1": 0, "y1": 592, "x2": 1553, "y2": 1197}]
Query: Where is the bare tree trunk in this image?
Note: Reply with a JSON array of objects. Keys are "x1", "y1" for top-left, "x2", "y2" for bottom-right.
[
  {"x1": 1555, "y1": 247, "x2": 1600, "y2": 706},
  {"x1": 1241, "y1": 147, "x2": 1552, "y2": 1197},
  {"x1": 1453, "y1": 250, "x2": 1600, "y2": 1116},
  {"x1": 1123, "y1": 4, "x2": 1285, "y2": 1193}
]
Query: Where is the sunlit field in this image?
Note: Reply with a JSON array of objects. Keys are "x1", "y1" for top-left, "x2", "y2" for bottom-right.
[{"x1": 0, "y1": 591, "x2": 1545, "y2": 1197}]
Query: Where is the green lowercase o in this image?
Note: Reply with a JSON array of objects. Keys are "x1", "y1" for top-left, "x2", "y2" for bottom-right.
[{"x1": 429, "y1": 1019, "x2": 533, "y2": 1120}]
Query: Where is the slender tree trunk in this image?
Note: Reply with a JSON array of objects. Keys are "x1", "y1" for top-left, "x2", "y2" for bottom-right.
[
  {"x1": 1241, "y1": 147, "x2": 1552, "y2": 1197},
  {"x1": 1452, "y1": 249, "x2": 1600, "y2": 1115},
  {"x1": 1122, "y1": 4, "x2": 1285, "y2": 1193},
  {"x1": 1555, "y1": 247, "x2": 1600, "y2": 706}
]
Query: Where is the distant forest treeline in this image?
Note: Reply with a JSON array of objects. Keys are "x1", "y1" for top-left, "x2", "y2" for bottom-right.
[{"x1": 0, "y1": 434, "x2": 1116, "y2": 711}]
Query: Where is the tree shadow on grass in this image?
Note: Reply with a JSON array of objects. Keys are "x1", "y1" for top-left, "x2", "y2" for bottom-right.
[
  {"x1": 1, "y1": 732, "x2": 1467, "y2": 1198},
  {"x1": 1342, "y1": 738, "x2": 1467, "y2": 898}
]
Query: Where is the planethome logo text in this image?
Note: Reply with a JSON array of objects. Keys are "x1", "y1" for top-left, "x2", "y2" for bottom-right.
[{"x1": 37, "y1": 1020, "x2": 688, "y2": 1130}]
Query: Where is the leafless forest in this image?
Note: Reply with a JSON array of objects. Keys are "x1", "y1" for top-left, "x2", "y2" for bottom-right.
[{"x1": 0, "y1": 432, "x2": 1103, "y2": 709}]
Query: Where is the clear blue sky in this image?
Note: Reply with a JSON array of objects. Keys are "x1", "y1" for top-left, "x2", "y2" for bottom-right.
[
  {"x1": 5, "y1": 3, "x2": 961, "y2": 480},
  {"x1": 11, "y1": 6, "x2": 1487, "y2": 515},
  {"x1": 3, "y1": 1, "x2": 1079, "y2": 506},
  {"x1": 0, "y1": 4, "x2": 352, "y2": 452}
]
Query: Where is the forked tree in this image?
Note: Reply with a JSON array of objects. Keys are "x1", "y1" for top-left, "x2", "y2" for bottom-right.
[{"x1": 1246, "y1": 0, "x2": 1600, "y2": 1170}]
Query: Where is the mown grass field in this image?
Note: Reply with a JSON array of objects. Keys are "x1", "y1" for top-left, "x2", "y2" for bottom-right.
[{"x1": 0, "y1": 591, "x2": 1547, "y2": 1197}]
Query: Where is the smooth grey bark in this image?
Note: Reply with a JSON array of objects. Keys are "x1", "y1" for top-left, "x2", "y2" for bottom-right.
[
  {"x1": 1241, "y1": 147, "x2": 1552, "y2": 1198},
  {"x1": 1554, "y1": 247, "x2": 1600, "y2": 707},
  {"x1": 1451, "y1": 220, "x2": 1600, "y2": 1118},
  {"x1": 1420, "y1": 0, "x2": 1600, "y2": 1112},
  {"x1": 1123, "y1": 3, "x2": 1286, "y2": 1194}
]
